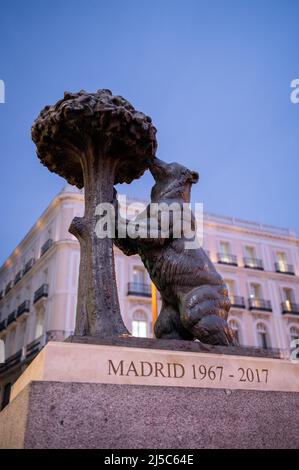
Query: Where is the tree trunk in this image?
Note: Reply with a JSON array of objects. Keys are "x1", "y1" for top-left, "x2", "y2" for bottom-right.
[{"x1": 69, "y1": 145, "x2": 130, "y2": 337}]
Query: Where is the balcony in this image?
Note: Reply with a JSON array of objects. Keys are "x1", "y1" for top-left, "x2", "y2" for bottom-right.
[
  {"x1": 25, "y1": 335, "x2": 46, "y2": 363},
  {"x1": 217, "y1": 253, "x2": 238, "y2": 266},
  {"x1": 244, "y1": 257, "x2": 264, "y2": 270},
  {"x1": 5, "y1": 281, "x2": 13, "y2": 295},
  {"x1": 248, "y1": 298, "x2": 272, "y2": 312},
  {"x1": 34, "y1": 284, "x2": 49, "y2": 304},
  {"x1": 281, "y1": 301, "x2": 299, "y2": 315},
  {"x1": 40, "y1": 238, "x2": 53, "y2": 257},
  {"x1": 7, "y1": 310, "x2": 17, "y2": 326},
  {"x1": 275, "y1": 263, "x2": 295, "y2": 275},
  {"x1": 0, "y1": 319, "x2": 7, "y2": 332},
  {"x1": 17, "y1": 300, "x2": 30, "y2": 318},
  {"x1": 23, "y1": 258, "x2": 35, "y2": 276},
  {"x1": 14, "y1": 270, "x2": 23, "y2": 285},
  {"x1": 229, "y1": 295, "x2": 246, "y2": 309},
  {"x1": 0, "y1": 349, "x2": 22, "y2": 375},
  {"x1": 127, "y1": 282, "x2": 152, "y2": 298}
]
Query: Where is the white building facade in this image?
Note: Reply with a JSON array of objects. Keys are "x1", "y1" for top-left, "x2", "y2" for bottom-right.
[{"x1": 0, "y1": 185, "x2": 299, "y2": 407}]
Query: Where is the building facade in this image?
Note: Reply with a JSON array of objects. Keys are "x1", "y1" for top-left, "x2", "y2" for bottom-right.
[{"x1": 0, "y1": 185, "x2": 299, "y2": 407}]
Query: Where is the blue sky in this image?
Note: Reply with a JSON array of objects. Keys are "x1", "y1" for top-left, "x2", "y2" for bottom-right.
[{"x1": 0, "y1": 0, "x2": 298, "y2": 264}]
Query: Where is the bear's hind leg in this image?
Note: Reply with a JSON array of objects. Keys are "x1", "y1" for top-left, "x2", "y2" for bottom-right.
[
  {"x1": 154, "y1": 302, "x2": 193, "y2": 340},
  {"x1": 179, "y1": 285, "x2": 237, "y2": 346}
]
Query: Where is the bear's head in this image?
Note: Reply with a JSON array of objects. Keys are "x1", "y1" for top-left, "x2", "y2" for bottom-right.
[{"x1": 149, "y1": 158, "x2": 199, "y2": 203}]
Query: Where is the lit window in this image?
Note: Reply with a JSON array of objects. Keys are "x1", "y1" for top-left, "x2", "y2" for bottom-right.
[
  {"x1": 283, "y1": 288, "x2": 294, "y2": 311},
  {"x1": 35, "y1": 310, "x2": 45, "y2": 339},
  {"x1": 250, "y1": 283, "x2": 261, "y2": 299},
  {"x1": 132, "y1": 310, "x2": 148, "y2": 338},
  {"x1": 277, "y1": 252, "x2": 287, "y2": 272},
  {"x1": 132, "y1": 320, "x2": 147, "y2": 338}
]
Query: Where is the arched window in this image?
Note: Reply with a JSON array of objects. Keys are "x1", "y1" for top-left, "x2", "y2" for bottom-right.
[
  {"x1": 132, "y1": 310, "x2": 148, "y2": 338},
  {"x1": 290, "y1": 326, "x2": 299, "y2": 343},
  {"x1": 256, "y1": 322, "x2": 271, "y2": 349},
  {"x1": 228, "y1": 319, "x2": 241, "y2": 344}
]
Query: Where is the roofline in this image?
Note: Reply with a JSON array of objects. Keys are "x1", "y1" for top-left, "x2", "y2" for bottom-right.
[{"x1": 0, "y1": 185, "x2": 298, "y2": 273}]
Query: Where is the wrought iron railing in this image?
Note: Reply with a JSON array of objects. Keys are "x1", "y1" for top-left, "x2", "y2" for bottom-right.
[
  {"x1": 217, "y1": 253, "x2": 238, "y2": 266},
  {"x1": 34, "y1": 284, "x2": 49, "y2": 304},
  {"x1": 17, "y1": 300, "x2": 30, "y2": 318},
  {"x1": 40, "y1": 239, "x2": 53, "y2": 257},
  {"x1": 248, "y1": 298, "x2": 272, "y2": 311},
  {"x1": 281, "y1": 301, "x2": 299, "y2": 315},
  {"x1": 275, "y1": 263, "x2": 295, "y2": 275},
  {"x1": 23, "y1": 258, "x2": 35, "y2": 276},
  {"x1": 229, "y1": 295, "x2": 246, "y2": 308},
  {"x1": 127, "y1": 282, "x2": 152, "y2": 297},
  {"x1": 7, "y1": 310, "x2": 17, "y2": 325},
  {"x1": 244, "y1": 257, "x2": 264, "y2": 270}
]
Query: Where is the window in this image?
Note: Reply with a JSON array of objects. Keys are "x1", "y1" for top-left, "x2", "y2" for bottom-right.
[
  {"x1": 290, "y1": 326, "x2": 299, "y2": 343},
  {"x1": 132, "y1": 267, "x2": 148, "y2": 285},
  {"x1": 228, "y1": 319, "x2": 241, "y2": 344},
  {"x1": 249, "y1": 283, "x2": 261, "y2": 299},
  {"x1": 220, "y1": 241, "x2": 230, "y2": 254},
  {"x1": 132, "y1": 310, "x2": 148, "y2": 338},
  {"x1": 17, "y1": 320, "x2": 27, "y2": 350},
  {"x1": 35, "y1": 309, "x2": 45, "y2": 339},
  {"x1": 277, "y1": 252, "x2": 287, "y2": 272},
  {"x1": 225, "y1": 280, "x2": 235, "y2": 297},
  {"x1": 7, "y1": 329, "x2": 16, "y2": 358},
  {"x1": 282, "y1": 288, "x2": 295, "y2": 312},
  {"x1": 256, "y1": 323, "x2": 270, "y2": 349},
  {"x1": 245, "y1": 246, "x2": 255, "y2": 259},
  {"x1": 283, "y1": 288, "x2": 294, "y2": 304}
]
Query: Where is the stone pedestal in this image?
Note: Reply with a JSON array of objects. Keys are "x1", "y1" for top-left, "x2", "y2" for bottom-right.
[{"x1": 0, "y1": 341, "x2": 298, "y2": 449}]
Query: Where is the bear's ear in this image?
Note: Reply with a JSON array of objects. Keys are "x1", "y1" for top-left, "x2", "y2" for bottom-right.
[{"x1": 190, "y1": 171, "x2": 199, "y2": 184}]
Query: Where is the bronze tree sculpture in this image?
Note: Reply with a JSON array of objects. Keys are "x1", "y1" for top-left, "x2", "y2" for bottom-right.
[
  {"x1": 32, "y1": 89, "x2": 157, "y2": 337},
  {"x1": 113, "y1": 158, "x2": 236, "y2": 346}
]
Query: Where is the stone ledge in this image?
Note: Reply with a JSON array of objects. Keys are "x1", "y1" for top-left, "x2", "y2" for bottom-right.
[
  {"x1": 65, "y1": 334, "x2": 283, "y2": 359},
  {"x1": 10, "y1": 342, "x2": 298, "y2": 403}
]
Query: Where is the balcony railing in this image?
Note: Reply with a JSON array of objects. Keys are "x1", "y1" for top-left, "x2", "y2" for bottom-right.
[
  {"x1": 0, "y1": 336, "x2": 47, "y2": 379},
  {"x1": 40, "y1": 238, "x2": 53, "y2": 257},
  {"x1": 248, "y1": 298, "x2": 272, "y2": 312},
  {"x1": 229, "y1": 295, "x2": 246, "y2": 309},
  {"x1": 275, "y1": 263, "x2": 295, "y2": 275},
  {"x1": 244, "y1": 257, "x2": 264, "y2": 270},
  {"x1": 17, "y1": 300, "x2": 30, "y2": 318},
  {"x1": 0, "y1": 349, "x2": 22, "y2": 375},
  {"x1": 0, "y1": 319, "x2": 7, "y2": 332},
  {"x1": 23, "y1": 258, "x2": 35, "y2": 276},
  {"x1": 7, "y1": 310, "x2": 17, "y2": 325},
  {"x1": 14, "y1": 270, "x2": 23, "y2": 285},
  {"x1": 25, "y1": 335, "x2": 46, "y2": 362},
  {"x1": 34, "y1": 284, "x2": 49, "y2": 304},
  {"x1": 217, "y1": 253, "x2": 238, "y2": 266},
  {"x1": 5, "y1": 281, "x2": 13, "y2": 295},
  {"x1": 127, "y1": 282, "x2": 152, "y2": 297},
  {"x1": 281, "y1": 301, "x2": 299, "y2": 315}
]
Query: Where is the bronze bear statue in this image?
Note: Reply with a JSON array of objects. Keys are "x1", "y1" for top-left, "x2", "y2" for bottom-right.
[{"x1": 113, "y1": 158, "x2": 236, "y2": 346}]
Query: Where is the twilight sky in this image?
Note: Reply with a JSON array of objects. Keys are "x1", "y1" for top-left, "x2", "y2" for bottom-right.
[{"x1": 0, "y1": 0, "x2": 298, "y2": 265}]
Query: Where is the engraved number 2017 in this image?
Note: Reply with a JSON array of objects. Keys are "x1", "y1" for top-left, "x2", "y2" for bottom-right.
[{"x1": 238, "y1": 367, "x2": 268, "y2": 383}]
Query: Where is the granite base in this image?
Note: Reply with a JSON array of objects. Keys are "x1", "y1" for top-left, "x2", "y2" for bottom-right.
[{"x1": 0, "y1": 380, "x2": 298, "y2": 449}]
